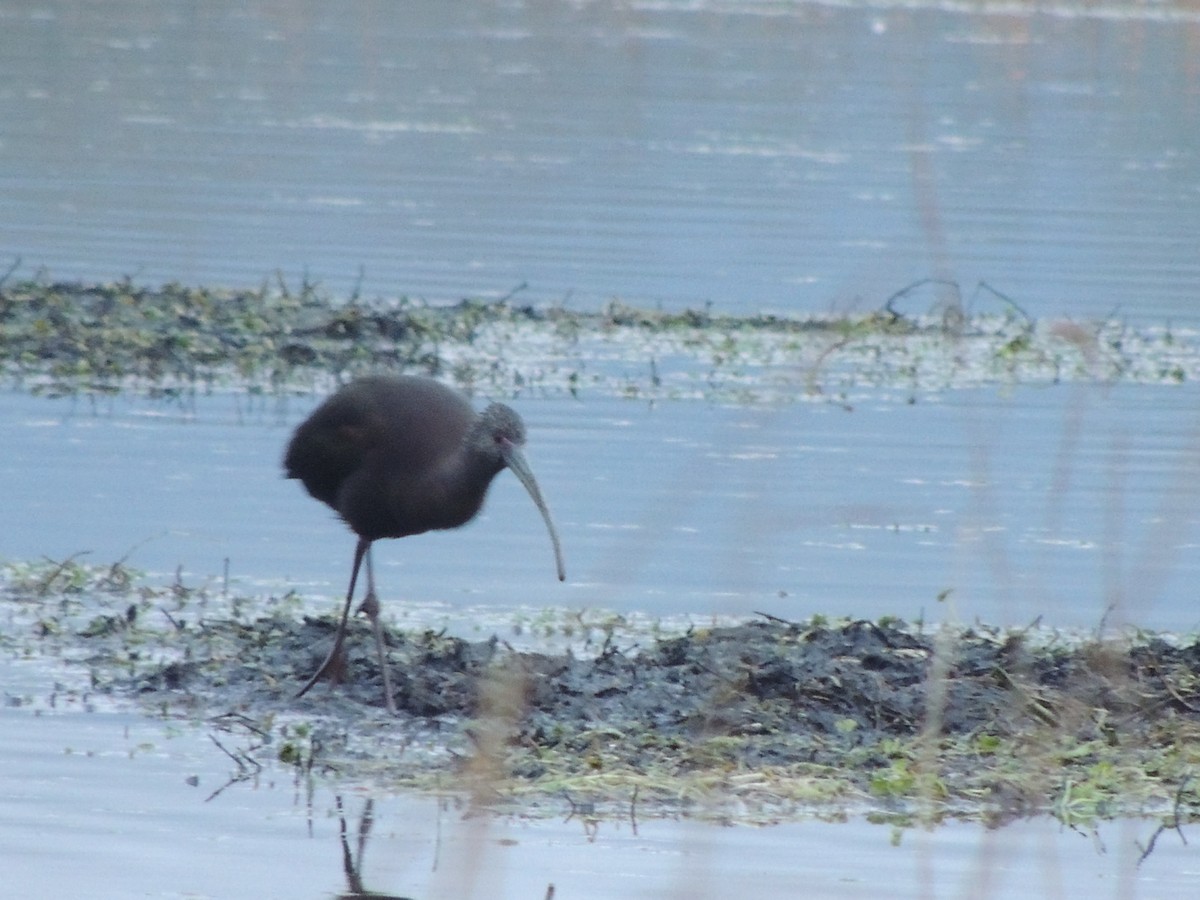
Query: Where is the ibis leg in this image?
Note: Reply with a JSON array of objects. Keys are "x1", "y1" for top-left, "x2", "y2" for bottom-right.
[
  {"x1": 359, "y1": 548, "x2": 398, "y2": 715},
  {"x1": 296, "y1": 538, "x2": 370, "y2": 699}
]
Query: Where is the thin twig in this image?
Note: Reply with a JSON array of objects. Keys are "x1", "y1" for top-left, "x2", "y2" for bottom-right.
[
  {"x1": 1138, "y1": 776, "x2": 1192, "y2": 866},
  {"x1": 0, "y1": 255, "x2": 20, "y2": 292},
  {"x1": 754, "y1": 610, "x2": 801, "y2": 627},
  {"x1": 973, "y1": 281, "x2": 1032, "y2": 324},
  {"x1": 497, "y1": 281, "x2": 529, "y2": 305},
  {"x1": 882, "y1": 278, "x2": 961, "y2": 320},
  {"x1": 37, "y1": 551, "x2": 91, "y2": 596},
  {"x1": 208, "y1": 732, "x2": 248, "y2": 769}
]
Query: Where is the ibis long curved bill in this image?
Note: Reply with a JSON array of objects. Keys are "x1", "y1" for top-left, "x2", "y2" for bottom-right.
[{"x1": 501, "y1": 441, "x2": 566, "y2": 582}]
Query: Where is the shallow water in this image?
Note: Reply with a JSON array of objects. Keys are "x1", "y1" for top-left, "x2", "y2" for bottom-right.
[
  {"x1": 4, "y1": 383, "x2": 1198, "y2": 633},
  {"x1": 3, "y1": 694, "x2": 1198, "y2": 900},
  {"x1": 2, "y1": 0, "x2": 1198, "y2": 320}
]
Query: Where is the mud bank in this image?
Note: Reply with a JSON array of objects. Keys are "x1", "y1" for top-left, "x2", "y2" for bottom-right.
[{"x1": 4, "y1": 560, "x2": 1199, "y2": 827}]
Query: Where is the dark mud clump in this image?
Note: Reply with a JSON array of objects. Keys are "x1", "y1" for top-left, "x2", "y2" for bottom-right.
[{"x1": 110, "y1": 604, "x2": 1200, "y2": 824}]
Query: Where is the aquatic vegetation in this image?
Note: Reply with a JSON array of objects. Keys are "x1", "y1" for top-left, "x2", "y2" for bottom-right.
[{"x1": 1, "y1": 275, "x2": 1197, "y2": 404}]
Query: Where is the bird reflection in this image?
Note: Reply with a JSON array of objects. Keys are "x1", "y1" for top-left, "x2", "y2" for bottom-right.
[{"x1": 333, "y1": 795, "x2": 414, "y2": 900}]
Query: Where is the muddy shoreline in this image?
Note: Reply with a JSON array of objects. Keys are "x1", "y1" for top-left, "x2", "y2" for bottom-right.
[{"x1": 4, "y1": 559, "x2": 1199, "y2": 827}]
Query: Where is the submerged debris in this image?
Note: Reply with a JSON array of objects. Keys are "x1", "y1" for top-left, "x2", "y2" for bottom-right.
[
  {"x1": 0, "y1": 275, "x2": 1197, "y2": 403},
  {"x1": 3, "y1": 559, "x2": 1200, "y2": 827}
]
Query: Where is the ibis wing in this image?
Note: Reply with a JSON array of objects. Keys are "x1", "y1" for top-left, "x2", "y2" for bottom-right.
[
  {"x1": 284, "y1": 399, "x2": 381, "y2": 509},
  {"x1": 283, "y1": 376, "x2": 475, "y2": 513}
]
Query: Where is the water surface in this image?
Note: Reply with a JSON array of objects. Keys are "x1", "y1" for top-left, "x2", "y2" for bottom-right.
[
  {"x1": 2, "y1": 696, "x2": 1196, "y2": 900},
  {"x1": 1, "y1": 0, "x2": 1197, "y2": 320},
  {"x1": 3, "y1": 384, "x2": 1198, "y2": 633}
]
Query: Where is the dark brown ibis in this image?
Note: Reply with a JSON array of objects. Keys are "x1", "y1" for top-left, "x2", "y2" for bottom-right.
[{"x1": 284, "y1": 375, "x2": 565, "y2": 712}]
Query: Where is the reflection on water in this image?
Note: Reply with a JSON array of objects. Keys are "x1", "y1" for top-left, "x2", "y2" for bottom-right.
[
  {"x1": 1, "y1": 701, "x2": 1196, "y2": 899},
  {"x1": 334, "y1": 796, "x2": 416, "y2": 900},
  {"x1": 1, "y1": 1, "x2": 1197, "y2": 320}
]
